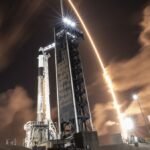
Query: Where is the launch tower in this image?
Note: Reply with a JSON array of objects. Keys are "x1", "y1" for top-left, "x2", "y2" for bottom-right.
[
  {"x1": 24, "y1": 1, "x2": 99, "y2": 149},
  {"x1": 55, "y1": 18, "x2": 93, "y2": 139}
]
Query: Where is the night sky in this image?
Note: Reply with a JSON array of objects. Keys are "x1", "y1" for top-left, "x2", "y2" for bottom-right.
[{"x1": 0, "y1": 0, "x2": 149, "y2": 144}]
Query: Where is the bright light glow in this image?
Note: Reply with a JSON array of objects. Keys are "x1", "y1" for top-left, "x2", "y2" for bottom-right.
[
  {"x1": 123, "y1": 117, "x2": 134, "y2": 130},
  {"x1": 44, "y1": 43, "x2": 56, "y2": 51},
  {"x1": 132, "y1": 94, "x2": 138, "y2": 101},
  {"x1": 68, "y1": 0, "x2": 126, "y2": 139},
  {"x1": 63, "y1": 17, "x2": 76, "y2": 27},
  {"x1": 67, "y1": 32, "x2": 76, "y2": 38}
]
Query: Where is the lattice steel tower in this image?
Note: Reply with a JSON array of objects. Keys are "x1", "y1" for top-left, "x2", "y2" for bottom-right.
[{"x1": 55, "y1": 19, "x2": 93, "y2": 139}]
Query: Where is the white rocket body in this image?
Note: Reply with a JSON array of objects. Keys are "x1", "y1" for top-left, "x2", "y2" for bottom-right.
[
  {"x1": 24, "y1": 46, "x2": 56, "y2": 148},
  {"x1": 37, "y1": 50, "x2": 56, "y2": 139},
  {"x1": 37, "y1": 53, "x2": 51, "y2": 123}
]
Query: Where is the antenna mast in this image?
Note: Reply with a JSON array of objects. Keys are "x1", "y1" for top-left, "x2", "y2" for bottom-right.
[{"x1": 60, "y1": 0, "x2": 64, "y2": 18}]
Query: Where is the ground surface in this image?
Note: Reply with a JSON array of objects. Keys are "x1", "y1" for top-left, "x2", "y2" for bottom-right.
[
  {"x1": 100, "y1": 143, "x2": 150, "y2": 150},
  {"x1": 0, "y1": 144, "x2": 149, "y2": 150},
  {"x1": 0, "y1": 145, "x2": 30, "y2": 150}
]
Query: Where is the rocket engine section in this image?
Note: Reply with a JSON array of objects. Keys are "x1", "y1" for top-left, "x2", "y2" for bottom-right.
[{"x1": 24, "y1": 48, "x2": 56, "y2": 148}]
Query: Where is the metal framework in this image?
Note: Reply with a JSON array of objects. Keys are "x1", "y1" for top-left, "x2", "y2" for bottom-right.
[
  {"x1": 54, "y1": 24, "x2": 93, "y2": 139},
  {"x1": 24, "y1": 16, "x2": 93, "y2": 149}
]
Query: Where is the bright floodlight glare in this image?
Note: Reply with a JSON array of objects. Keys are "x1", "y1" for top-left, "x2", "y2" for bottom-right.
[
  {"x1": 63, "y1": 17, "x2": 76, "y2": 27},
  {"x1": 132, "y1": 94, "x2": 138, "y2": 101},
  {"x1": 123, "y1": 117, "x2": 134, "y2": 130}
]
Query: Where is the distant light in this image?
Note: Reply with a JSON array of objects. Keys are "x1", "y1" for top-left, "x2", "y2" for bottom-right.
[
  {"x1": 132, "y1": 94, "x2": 138, "y2": 101},
  {"x1": 123, "y1": 117, "x2": 134, "y2": 130},
  {"x1": 63, "y1": 17, "x2": 76, "y2": 27}
]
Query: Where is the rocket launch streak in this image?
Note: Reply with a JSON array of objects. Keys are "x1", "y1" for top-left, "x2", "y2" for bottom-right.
[{"x1": 68, "y1": 0, "x2": 126, "y2": 138}]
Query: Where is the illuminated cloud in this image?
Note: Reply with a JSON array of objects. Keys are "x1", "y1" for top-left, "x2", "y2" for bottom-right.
[
  {"x1": 105, "y1": 120, "x2": 117, "y2": 127},
  {"x1": 125, "y1": 85, "x2": 150, "y2": 116},
  {"x1": 90, "y1": 3, "x2": 150, "y2": 136},
  {"x1": 140, "y1": 5, "x2": 150, "y2": 46},
  {"x1": 92, "y1": 103, "x2": 118, "y2": 135},
  {"x1": 107, "y1": 4, "x2": 150, "y2": 116},
  {"x1": 107, "y1": 46, "x2": 150, "y2": 91},
  {"x1": 0, "y1": 86, "x2": 35, "y2": 143}
]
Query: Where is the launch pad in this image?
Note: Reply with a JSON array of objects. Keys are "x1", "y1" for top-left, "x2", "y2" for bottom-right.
[{"x1": 24, "y1": 1, "x2": 99, "y2": 150}]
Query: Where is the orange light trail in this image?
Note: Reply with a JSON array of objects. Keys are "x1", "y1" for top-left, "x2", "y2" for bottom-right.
[{"x1": 68, "y1": 0, "x2": 126, "y2": 138}]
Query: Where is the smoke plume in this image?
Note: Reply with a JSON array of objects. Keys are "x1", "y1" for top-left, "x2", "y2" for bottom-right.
[
  {"x1": 107, "y1": 4, "x2": 150, "y2": 116},
  {"x1": 91, "y1": 3, "x2": 150, "y2": 135},
  {"x1": 0, "y1": 86, "x2": 35, "y2": 144},
  {"x1": 93, "y1": 103, "x2": 120, "y2": 135}
]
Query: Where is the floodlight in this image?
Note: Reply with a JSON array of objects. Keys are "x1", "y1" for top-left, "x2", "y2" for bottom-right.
[
  {"x1": 63, "y1": 17, "x2": 76, "y2": 27},
  {"x1": 132, "y1": 94, "x2": 138, "y2": 101},
  {"x1": 123, "y1": 117, "x2": 134, "y2": 130}
]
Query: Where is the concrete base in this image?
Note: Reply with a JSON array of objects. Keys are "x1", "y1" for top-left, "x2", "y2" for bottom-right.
[
  {"x1": 100, "y1": 144, "x2": 150, "y2": 150},
  {"x1": 0, "y1": 144, "x2": 150, "y2": 150},
  {"x1": 0, "y1": 145, "x2": 30, "y2": 150},
  {"x1": 99, "y1": 134, "x2": 123, "y2": 146},
  {"x1": 74, "y1": 131, "x2": 99, "y2": 150}
]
